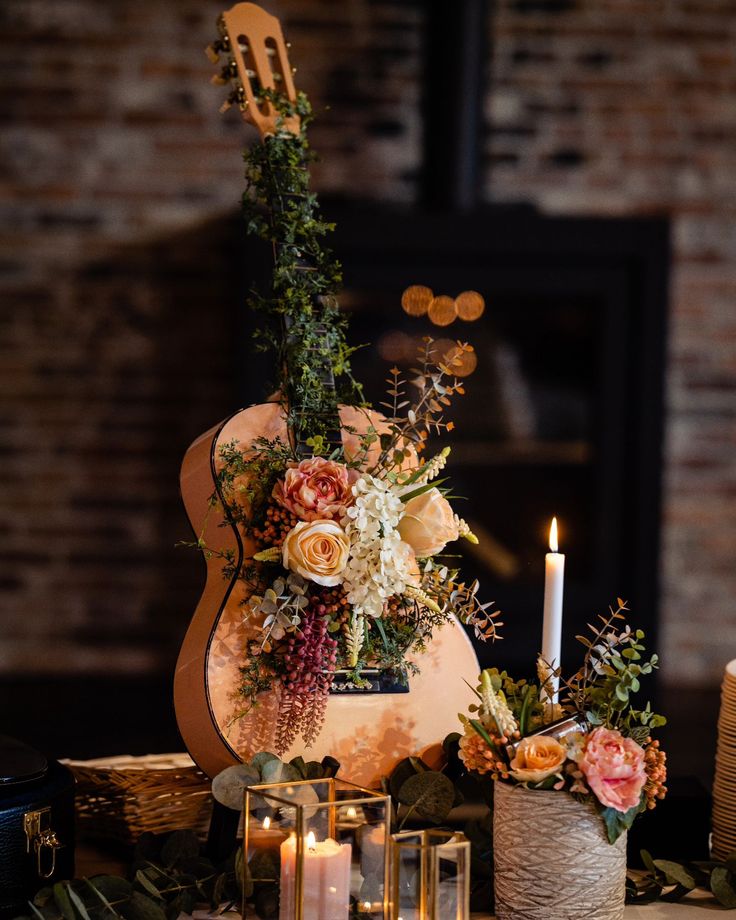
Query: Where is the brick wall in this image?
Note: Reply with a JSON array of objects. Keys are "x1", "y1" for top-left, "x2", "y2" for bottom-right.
[{"x1": 1, "y1": 0, "x2": 734, "y2": 685}]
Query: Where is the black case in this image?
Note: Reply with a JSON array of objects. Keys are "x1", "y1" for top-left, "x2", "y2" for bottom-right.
[{"x1": 0, "y1": 736, "x2": 75, "y2": 919}]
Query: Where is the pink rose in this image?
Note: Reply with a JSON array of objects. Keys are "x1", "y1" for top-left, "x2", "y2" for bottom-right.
[
  {"x1": 579, "y1": 727, "x2": 647, "y2": 813},
  {"x1": 398, "y1": 488, "x2": 459, "y2": 557},
  {"x1": 273, "y1": 458, "x2": 355, "y2": 522}
]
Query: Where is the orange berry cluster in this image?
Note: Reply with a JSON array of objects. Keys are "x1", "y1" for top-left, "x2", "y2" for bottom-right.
[
  {"x1": 643, "y1": 738, "x2": 667, "y2": 809},
  {"x1": 309, "y1": 585, "x2": 349, "y2": 624},
  {"x1": 458, "y1": 726, "x2": 514, "y2": 780},
  {"x1": 252, "y1": 502, "x2": 299, "y2": 548}
]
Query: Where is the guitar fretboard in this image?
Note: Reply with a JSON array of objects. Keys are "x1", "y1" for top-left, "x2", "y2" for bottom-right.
[{"x1": 264, "y1": 138, "x2": 343, "y2": 457}]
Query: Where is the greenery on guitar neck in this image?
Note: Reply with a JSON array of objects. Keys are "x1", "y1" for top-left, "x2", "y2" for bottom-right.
[{"x1": 242, "y1": 89, "x2": 363, "y2": 446}]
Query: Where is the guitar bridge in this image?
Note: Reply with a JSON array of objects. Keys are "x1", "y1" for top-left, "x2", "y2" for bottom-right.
[{"x1": 329, "y1": 669, "x2": 409, "y2": 694}]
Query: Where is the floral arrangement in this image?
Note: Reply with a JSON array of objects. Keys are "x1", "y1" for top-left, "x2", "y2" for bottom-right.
[
  {"x1": 206, "y1": 343, "x2": 501, "y2": 755},
  {"x1": 458, "y1": 600, "x2": 667, "y2": 842}
]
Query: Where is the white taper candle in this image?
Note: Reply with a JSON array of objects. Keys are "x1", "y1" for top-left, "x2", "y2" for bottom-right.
[{"x1": 541, "y1": 517, "x2": 565, "y2": 705}]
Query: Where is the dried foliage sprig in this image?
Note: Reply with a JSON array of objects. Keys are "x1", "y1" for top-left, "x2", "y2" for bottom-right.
[
  {"x1": 563, "y1": 599, "x2": 666, "y2": 741},
  {"x1": 370, "y1": 339, "x2": 473, "y2": 474}
]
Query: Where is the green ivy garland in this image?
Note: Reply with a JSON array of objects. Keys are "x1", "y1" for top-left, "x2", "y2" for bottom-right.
[{"x1": 241, "y1": 90, "x2": 363, "y2": 447}]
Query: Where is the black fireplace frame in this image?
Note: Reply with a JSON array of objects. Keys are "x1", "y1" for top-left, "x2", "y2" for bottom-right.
[{"x1": 320, "y1": 201, "x2": 670, "y2": 672}]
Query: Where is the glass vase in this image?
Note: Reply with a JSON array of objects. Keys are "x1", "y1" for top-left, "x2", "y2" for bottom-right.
[
  {"x1": 243, "y1": 777, "x2": 390, "y2": 920},
  {"x1": 390, "y1": 829, "x2": 471, "y2": 920}
]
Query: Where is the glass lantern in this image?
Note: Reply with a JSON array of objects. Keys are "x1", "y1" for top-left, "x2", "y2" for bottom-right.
[
  {"x1": 390, "y1": 829, "x2": 471, "y2": 920},
  {"x1": 243, "y1": 777, "x2": 390, "y2": 920}
]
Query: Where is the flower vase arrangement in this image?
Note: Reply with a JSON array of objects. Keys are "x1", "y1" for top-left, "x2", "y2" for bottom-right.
[{"x1": 459, "y1": 600, "x2": 667, "y2": 920}]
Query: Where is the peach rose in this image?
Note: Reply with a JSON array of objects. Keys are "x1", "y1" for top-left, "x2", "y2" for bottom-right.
[
  {"x1": 398, "y1": 488, "x2": 459, "y2": 557},
  {"x1": 509, "y1": 736, "x2": 567, "y2": 784},
  {"x1": 579, "y1": 727, "x2": 647, "y2": 813},
  {"x1": 273, "y1": 457, "x2": 354, "y2": 522},
  {"x1": 282, "y1": 520, "x2": 350, "y2": 587}
]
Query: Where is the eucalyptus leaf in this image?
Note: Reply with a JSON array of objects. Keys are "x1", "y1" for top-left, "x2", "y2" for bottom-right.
[
  {"x1": 659, "y1": 883, "x2": 689, "y2": 903},
  {"x1": 32, "y1": 889, "x2": 54, "y2": 909},
  {"x1": 260, "y1": 759, "x2": 301, "y2": 785},
  {"x1": 134, "y1": 871, "x2": 163, "y2": 901},
  {"x1": 397, "y1": 771, "x2": 455, "y2": 823},
  {"x1": 652, "y1": 859, "x2": 697, "y2": 890},
  {"x1": 212, "y1": 764, "x2": 260, "y2": 810},
  {"x1": 160, "y1": 829, "x2": 200, "y2": 868},
  {"x1": 52, "y1": 884, "x2": 75, "y2": 920},
  {"x1": 65, "y1": 888, "x2": 91, "y2": 920},
  {"x1": 250, "y1": 752, "x2": 280, "y2": 773},
  {"x1": 711, "y1": 866, "x2": 736, "y2": 908},
  {"x1": 389, "y1": 756, "x2": 427, "y2": 801},
  {"x1": 84, "y1": 877, "x2": 127, "y2": 918},
  {"x1": 289, "y1": 756, "x2": 307, "y2": 778},
  {"x1": 320, "y1": 755, "x2": 340, "y2": 778},
  {"x1": 304, "y1": 760, "x2": 324, "y2": 780}
]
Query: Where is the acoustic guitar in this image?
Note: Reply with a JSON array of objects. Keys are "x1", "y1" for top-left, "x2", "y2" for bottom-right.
[{"x1": 174, "y1": 2, "x2": 480, "y2": 787}]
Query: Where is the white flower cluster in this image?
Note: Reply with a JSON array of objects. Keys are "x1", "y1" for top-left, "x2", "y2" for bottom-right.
[{"x1": 341, "y1": 474, "x2": 415, "y2": 618}]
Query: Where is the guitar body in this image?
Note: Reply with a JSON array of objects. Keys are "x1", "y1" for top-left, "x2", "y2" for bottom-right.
[{"x1": 175, "y1": 402, "x2": 479, "y2": 785}]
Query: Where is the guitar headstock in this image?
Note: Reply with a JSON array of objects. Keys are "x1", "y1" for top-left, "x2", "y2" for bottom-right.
[{"x1": 207, "y1": 2, "x2": 300, "y2": 137}]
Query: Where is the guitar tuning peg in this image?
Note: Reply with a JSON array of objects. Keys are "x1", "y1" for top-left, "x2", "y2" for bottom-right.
[
  {"x1": 220, "y1": 87, "x2": 247, "y2": 114},
  {"x1": 292, "y1": 67, "x2": 297, "y2": 75},
  {"x1": 205, "y1": 44, "x2": 220, "y2": 64},
  {"x1": 211, "y1": 62, "x2": 237, "y2": 86}
]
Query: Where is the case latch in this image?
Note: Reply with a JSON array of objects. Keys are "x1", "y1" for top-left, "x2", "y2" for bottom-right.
[{"x1": 23, "y1": 807, "x2": 61, "y2": 879}]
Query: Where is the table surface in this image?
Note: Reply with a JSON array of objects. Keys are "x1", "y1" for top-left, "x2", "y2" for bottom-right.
[{"x1": 77, "y1": 844, "x2": 724, "y2": 919}]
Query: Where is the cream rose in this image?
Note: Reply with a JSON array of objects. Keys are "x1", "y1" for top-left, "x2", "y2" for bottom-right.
[
  {"x1": 398, "y1": 487, "x2": 459, "y2": 557},
  {"x1": 282, "y1": 520, "x2": 350, "y2": 587},
  {"x1": 509, "y1": 736, "x2": 567, "y2": 784}
]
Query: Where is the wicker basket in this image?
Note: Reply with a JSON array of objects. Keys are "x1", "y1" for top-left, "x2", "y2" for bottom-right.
[
  {"x1": 63, "y1": 753, "x2": 214, "y2": 845},
  {"x1": 493, "y1": 781, "x2": 627, "y2": 920}
]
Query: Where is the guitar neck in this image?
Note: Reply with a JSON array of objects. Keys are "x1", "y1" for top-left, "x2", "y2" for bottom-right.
[
  {"x1": 263, "y1": 135, "x2": 343, "y2": 457},
  {"x1": 210, "y1": 3, "x2": 358, "y2": 457}
]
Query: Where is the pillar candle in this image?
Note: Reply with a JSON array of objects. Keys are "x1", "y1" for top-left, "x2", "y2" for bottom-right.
[{"x1": 279, "y1": 831, "x2": 352, "y2": 920}]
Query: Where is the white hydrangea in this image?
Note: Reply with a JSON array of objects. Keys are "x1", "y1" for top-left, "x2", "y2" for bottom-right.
[{"x1": 341, "y1": 474, "x2": 415, "y2": 618}]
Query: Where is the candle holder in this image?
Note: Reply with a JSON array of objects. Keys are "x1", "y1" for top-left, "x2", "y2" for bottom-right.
[
  {"x1": 243, "y1": 777, "x2": 390, "y2": 920},
  {"x1": 390, "y1": 829, "x2": 470, "y2": 920}
]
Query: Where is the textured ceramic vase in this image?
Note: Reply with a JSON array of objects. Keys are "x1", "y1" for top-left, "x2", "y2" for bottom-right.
[{"x1": 493, "y1": 782, "x2": 627, "y2": 920}]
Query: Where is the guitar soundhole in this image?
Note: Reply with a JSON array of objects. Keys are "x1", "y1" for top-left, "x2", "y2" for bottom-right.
[{"x1": 329, "y1": 669, "x2": 409, "y2": 695}]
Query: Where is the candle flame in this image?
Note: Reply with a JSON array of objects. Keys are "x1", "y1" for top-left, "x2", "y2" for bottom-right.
[
  {"x1": 346, "y1": 806, "x2": 357, "y2": 819},
  {"x1": 306, "y1": 830, "x2": 316, "y2": 851},
  {"x1": 549, "y1": 517, "x2": 559, "y2": 552},
  {"x1": 262, "y1": 816, "x2": 271, "y2": 830}
]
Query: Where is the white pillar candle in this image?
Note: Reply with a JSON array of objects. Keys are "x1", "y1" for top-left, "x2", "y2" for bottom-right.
[
  {"x1": 279, "y1": 831, "x2": 352, "y2": 920},
  {"x1": 541, "y1": 516, "x2": 565, "y2": 705}
]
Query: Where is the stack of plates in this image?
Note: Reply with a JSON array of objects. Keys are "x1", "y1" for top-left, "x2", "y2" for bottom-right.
[{"x1": 712, "y1": 659, "x2": 736, "y2": 859}]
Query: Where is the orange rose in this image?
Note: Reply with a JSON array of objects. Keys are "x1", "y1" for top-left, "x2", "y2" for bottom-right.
[
  {"x1": 509, "y1": 736, "x2": 567, "y2": 784},
  {"x1": 282, "y1": 520, "x2": 350, "y2": 587},
  {"x1": 398, "y1": 488, "x2": 459, "y2": 557}
]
